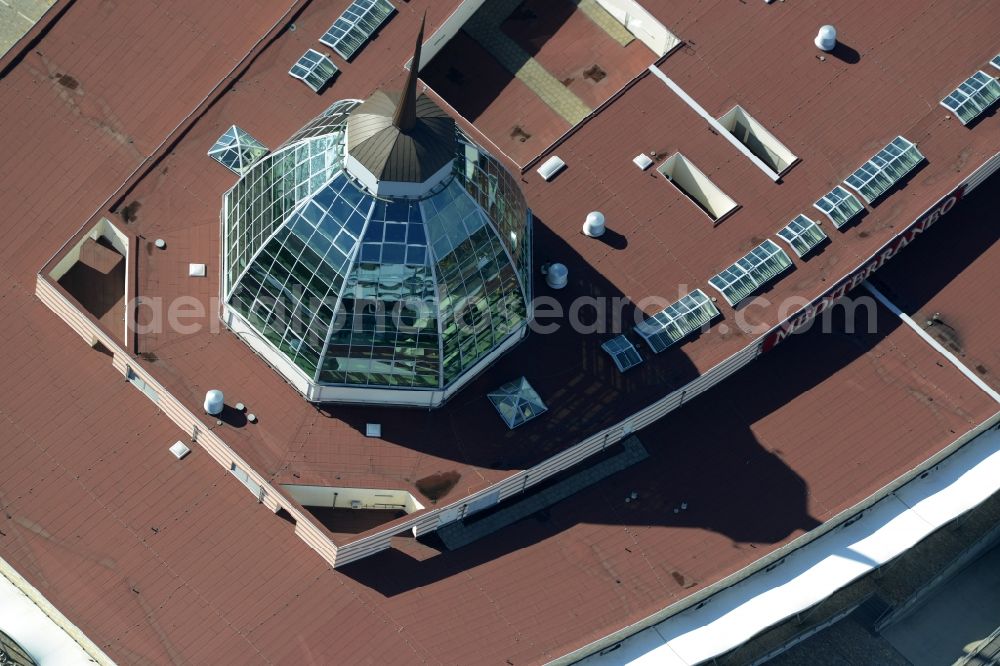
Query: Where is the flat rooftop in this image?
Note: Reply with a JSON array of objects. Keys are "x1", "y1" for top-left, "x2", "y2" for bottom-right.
[
  {"x1": 86, "y1": 0, "x2": 1000, "y2": 535},
  {"x1": 2, "y1": 226, "x2": 997, "y2": 663},
  {"x1": 1, "y1": 0, "x2": 999, "y2": 662}
]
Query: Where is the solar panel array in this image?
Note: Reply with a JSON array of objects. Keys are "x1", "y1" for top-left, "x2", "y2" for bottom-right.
[
  {"x1": 814, "y1": 185, "x2": 864, "y2": 229},
  {"x1": 601, "y1": 335, "x2": 643, "y2": 371},
  {"x1": 320, "y1": 0, "x2": 396, "y2": 60},
  {"x1": 844, "y1": 136, "x2": 924, "y2": 203},
  {"x1": 940, "y1": 70, "x2": 1000, "y2": 125},
  {"x1": 635, "y1": 289, "x2": 721, "y2": 353},
  {"x1": 777, "y1": 214, "x2": 827, "y2": 258},
  {"x1": 709, "y1": 240, "x2": 792, "y2": 306},
  {"x1": 289, "y1": 49, "x2": 339, "y2": 92}
]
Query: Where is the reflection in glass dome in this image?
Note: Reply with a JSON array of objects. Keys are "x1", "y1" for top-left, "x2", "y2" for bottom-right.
[{"x1": 220, "y1": 33, "x2": 531, "y2": 407}]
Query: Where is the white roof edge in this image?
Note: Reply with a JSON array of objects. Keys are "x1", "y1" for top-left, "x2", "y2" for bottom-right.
[{"x1": 573, "y1": 416, "x2": 1000, "y2": 666}]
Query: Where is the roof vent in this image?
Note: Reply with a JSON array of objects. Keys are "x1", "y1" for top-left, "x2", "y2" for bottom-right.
[
  {"x1": 543, "y1": 262, "x2": 568, "y2": 289},
  {"x1": 365, "y1": 423, "x2": 382, "y2": 437},
  {"x1": 582, "y1": 211, "x2": 606, "y2": 237},
  {"x1": 204, "y1": 390, "x2": 224, "y2": 415},
  {"x1": 169, "y1": 441, "x2": 191, "y2": 459},
  {"x1": 814, "y1": 25, "x2": 836, "y2": 51},
  {"x1": 154, "y1": 238, "x2": 166, "y2": 249}
]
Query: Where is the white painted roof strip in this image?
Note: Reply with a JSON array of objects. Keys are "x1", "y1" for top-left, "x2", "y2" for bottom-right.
[
  {"x1": 579, "y1": 420, "x2": 1000, "y2": 665},
  {"x1": 0, "y1": 559, "x2": 102, "y2": 665},
  {"x1": 646, "y1": 65, "x2": 782, "y2": 182}
]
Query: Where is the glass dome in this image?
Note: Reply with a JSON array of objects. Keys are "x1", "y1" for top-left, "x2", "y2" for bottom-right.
[{"x1": 220, "y1": 99, "x2": 532, "y2": 407}]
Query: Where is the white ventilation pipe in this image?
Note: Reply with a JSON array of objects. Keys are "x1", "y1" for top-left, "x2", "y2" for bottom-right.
[
  {"x1": 582, "y1": 211, "x2": 606, "y2": 237},
  {"x1": 204, "y1": 389, "x2": 224, "y2": 415},
  {"x1": 545, "y1": 263, "x2": 568, "y2": 289},
  {"x1": 815, "y1": 25, "x2": 837, "y2": 51}
]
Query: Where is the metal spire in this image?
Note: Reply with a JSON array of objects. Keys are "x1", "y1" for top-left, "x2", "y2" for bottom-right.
[{"x1": 392, "y1": 13, "x2": 425, "y2": 132}]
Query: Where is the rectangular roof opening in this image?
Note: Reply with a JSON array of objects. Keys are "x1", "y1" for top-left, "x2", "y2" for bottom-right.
[
  {"x1": 601, "y1": 335, "x2": 643, "y2": 371},
  {"x1": 320, "y1": 0, "x2": 396, "y2": 61},
  {"x1": 657, "y1": 153, "x2": 739, "y2": 223},
  {"x1": 718, "y1": 106, "x2": 797, "y2": 176},
  {"x1": 777, "y1": 215, "x2": 827, "y2": 258},
  {"x1": 940, "y1": 70, "x2": 1000, "y2": 125},
  {"x1": 709, "y1": 240, "x2": 793, "y2": 306},
  {"x1": 814, "y1": 185, "x2": 864, "y2": 229},
  {"x1": 635, "y1": 289, "x2": 721, "y2": 352},
  {"x1": 844, "y1": 136, "x2": 924, "y2": 204}
]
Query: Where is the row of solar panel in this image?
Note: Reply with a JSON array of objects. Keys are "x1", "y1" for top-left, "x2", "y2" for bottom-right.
[{"x1": 288, "y1": 0, "x2": 396, "y2": 93}]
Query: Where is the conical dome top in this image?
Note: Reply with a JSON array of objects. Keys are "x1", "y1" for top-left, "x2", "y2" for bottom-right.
[{"x1": 345, "y1": 15, "x2": 456, "y2": 194}]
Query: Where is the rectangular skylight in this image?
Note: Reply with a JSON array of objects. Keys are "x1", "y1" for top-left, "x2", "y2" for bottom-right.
[
  {"x1": 658, "y1": 153, "x2": 739, "y2": 223},
  {"x1": 319, "y1": 0, "x2": 396, "y2": 61},
  {"x1": 717, "y1": 106, "x2": 797, "y2": 176},
  {"x1": 709, "y1": 240, "x2": 793, "y2": 306},
  {"x1": 814, "y1": 185, "x2": 864, "y2": 228},
  {"x1": 844, "y1": 136, "x2": 924, "y2": 203},
  {"x1": 992, "y1": 54, "x2": 1000, "y2": 71},
  {"x1": 940, "y1": 70, "x2": 1000, "y2": 125},
  {"x1": 777, "y1": 214, "x2": 828, "y2": 258},
  {"x1": 289, "y1": 49, "x2": 339, "y2": 92},
  {"x1": 635, "y1": 289, "x2": 721, "y2": 353},
  {"x1": 601, "y1": 335, "x2": 643, "y2": 371}
]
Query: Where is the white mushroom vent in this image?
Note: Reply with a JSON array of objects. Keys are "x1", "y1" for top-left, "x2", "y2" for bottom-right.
[
  {"x1": 815, "y1": 25, "x2": 836, "y2": 51},
  {"x1": 204, "y1": 389, "x2": 224, "y2": 415},
  {"x1": 582, "y1": 211, "x2": 605, "y2": 237},
  {"x1": 543, "y1": 263, "x2": 568, "y2": 289}
]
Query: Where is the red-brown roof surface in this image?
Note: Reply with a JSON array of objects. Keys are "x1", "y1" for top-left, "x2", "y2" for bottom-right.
[{"x1": 2, "y1": 0, "x2": 999, "y2": 663}]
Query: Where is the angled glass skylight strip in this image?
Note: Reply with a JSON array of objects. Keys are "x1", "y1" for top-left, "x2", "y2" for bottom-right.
[
  {"x1": 844, "y1": 136, "x2": 924, "y2": 203},
  {"x1": 777, "y1": 214, "x2": 827, "y2": 258},
  {"x1": 635, "y1": 289, "x2": 720, "y2": 353},
  {"x1": 289, "y1": 49, "x2": 339, "y2": 92},
  {"x1": 940, "y1": 70, "x2": 1000, "y2": 125},
  {"x1": 992, "y1": 54, "x2": 1000, "y2": 71},
  {"x1": 208, "y1": 125, "x2": 269, "y2": 174},
  {"x1": 813, "y1": 186, "x2": 864, "y2": 228},
  {"x1": 601, "y1": 335, "x2": 642, "y2": 371},
  {"x1": 319, "y1": 0, "x2": 396, "y2": 60},
  {"x1": 709, "y1": 240, "x2": 793, "y2": 306},
  {"x1": 488, "y1": 377, "x2": 546, "y2": 429}
]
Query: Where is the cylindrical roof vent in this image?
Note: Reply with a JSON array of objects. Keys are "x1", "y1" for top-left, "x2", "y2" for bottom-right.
[
  {"x1": 582, "y1": 211, "x2": 605, "y2": 237},
  {"x1": 545, "y1": 263, "x2": 568, "y2": 289},
  {"x1": 815, "y1": 25, "x2": 837, "y2": 51},
  {"x1": 204, "y1": 390, "x2": 224, "y2": 415}
]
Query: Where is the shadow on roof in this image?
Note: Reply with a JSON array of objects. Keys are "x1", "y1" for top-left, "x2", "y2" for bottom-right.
[{"x1": 340, "y1": 303, "x2": 914, "y2": 596}]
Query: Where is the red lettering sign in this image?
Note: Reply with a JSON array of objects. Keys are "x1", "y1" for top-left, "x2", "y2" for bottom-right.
[{"x1": 761, "y1": 184, "x2": 965, "y2": 352}]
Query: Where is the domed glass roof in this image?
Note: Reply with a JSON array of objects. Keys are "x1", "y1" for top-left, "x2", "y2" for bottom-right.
[{"x1": 221, "y1": 98, "x2": 532, "y2": 405}]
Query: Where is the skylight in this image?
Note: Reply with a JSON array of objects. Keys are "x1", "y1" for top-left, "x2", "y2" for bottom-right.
[
  {"x1": 992, "y1": 54, "x2": 1000, "y2": 71},
  {"x1": 601, "y1": 336, "x2": 643, "y2": 371},
  {"x1": 709, "y1": 240, "x2": 793, "y2": 306},
  {"x1": 940, "y1": 70, "x2": 1000, "y2": 125},
  {"x1": 658, "y1": 153, "x2": 739, "y2": 223},
  {"x1": 488, "y1": 378, "x2": 547, "y2": 429},
  {"x1": 208, "y1": 126, "x2": 268, "y2": 174},
  {"x1": 814, "y1": 186, "x2": 864, "y2": 229},
  {"x1": 289, "y1": 49, "x2": 339, "y2": 92},
  {"x1": 777, "y1": 214, "x2": 827, "y2": 258},
  {"x1": 844, "y1": 136, "x2": 924, "y2": 203},
  {"x1": 319, "y1": 0, "x2": 396, "y2": 61},
  {"x1": 717, "y1": 106, "x2": 797, "y2": 176},
  {"x1": 635, "y1": 289, "x2": 721, "y2": 353}
]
